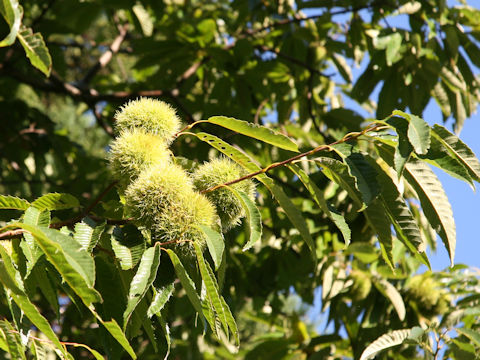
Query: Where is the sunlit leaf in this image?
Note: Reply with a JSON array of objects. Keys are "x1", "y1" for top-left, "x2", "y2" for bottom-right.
[
  {"x1": 0, "y1": 195, "x2": 29, "y2": 210},
  {"x1": 32, "y1": 193, "x2": 79, "y2": 211},
  {"x1": 111, "y1": 225, "x2": 146, "y2": 270},
  {"x1": 360, "y1": 329, "x2": 412, "y2": 360},
  {"x1": 198, "y1": 225, "x2": 225, "y2": 270},
  {"x1": 17, "y1": 25, "x2": 52, "y2": 76}
]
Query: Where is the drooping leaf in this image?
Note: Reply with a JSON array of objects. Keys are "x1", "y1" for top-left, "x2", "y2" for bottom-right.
[
  {"x1": 385, "y1": 116, "x2": 413, "y2": 177},
  {"x1": 147, "y1": 283, "x2": 174, "y2": 318},
  {"x1": 193, "y1": 242, "x2": 230, "y2": 339},
  {"x1": 0, "y1": 320, "x2": 26, "y2": 360},
  {"x1": 198, "y1": 225, "x2": 225, "y2": 270},
  {"x1": 431, "y1": 124, "x2": 480, "y2": 182},
  {"x1": 364, "y1": 199, "x2": 394, "y2": 268},
  {"x1": 20, "y1": 206, "x2": 49, "y2": 274},
  {"x1": 123, "y1": 244, "x2": 161, "y2": 329},
  {"x1": 225, "y1": 188, "x2": 263, "y2": 251},
  {"x1": 0, "y1": 0, "x2": 22, "y2": 47},
  {"x1": 1, "y1": 223, "x2": 102, "y2": 305},
  {"x1": 165, "y1": 249, "x2": 209, "y2": 328},
  {"x1": 315, "y1": 157, "x2": 364, "y2": 208},
  {"x1": 31, "y1": 193, "x2": 79, "y2": 211},
  {"x1": 74, "y1": 217, "x2": 106, "y2": 252},
  {"x1": 194, "y1": 132, "x2": 316, "y2": 262},
  {"x1": 111, "y1": 225, "x2": 146, "y2": 270},
  {"x1": 157, "y1": 313, "x2": 171, "y2": 360},
  {"x1": 17, "y1": 25, "x2": 52, "y2": 76},
  {"x1": 98, "y1": 318, "x2": 136, "y2": 359},
  {"x1": 0, "y1": 246, "x2": 67, "y2": 357},
  {"x1": 0, "y1": 195, "x2": 30, "y2": 210},
  {"x1": 404, "y1": 159, "x2": 456, "y2": 266},
  {"x1": 344, "y1": 153, "x2": 381, "y2": 207},
  {"x1": 392, "y1": 110, "x2": 431, "y2": 155},
  {"x1": 67, "y1": 343, "x2": 104, "y2": 360},
  {"x1": 202, "y1": 116, "x2": 298, "y2": 152},
  {"x1": 132, "y1": 3, "x2": 153, "y2": 36},
  {"x1": 288, "y1": 164, "x2": 351, "y2": 245},
  {"x1": 30, "y1": 263, "x2": 59, "y2": 317},
  {"x1": 360, "y1": 329, "x2": 412, "y2": 360},
  {"x1": 373, "y1": 278, "x2": 406, "y2": 321}
]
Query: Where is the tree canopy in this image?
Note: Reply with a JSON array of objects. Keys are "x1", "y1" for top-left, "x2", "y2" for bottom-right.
[{"x1": 1, "y1": 0, "x2": 480, "y2": 359}]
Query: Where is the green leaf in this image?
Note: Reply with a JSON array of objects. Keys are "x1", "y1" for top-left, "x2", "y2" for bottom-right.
[
  {"x1": 0, "y1": 195, "x2": 29, "y2": 210},
  {"x1": 165, "y1": 249, "x2": 211, "y2": 330},
  {"x1": 225, "y1": 188, "x2": 263, "y2": 251},
  {"x1": 364, "y1": 199, "x2": 394, "y2": 268},
  {"x1": 2, "y1": 223, "x2": 102, "y2": 305},
  {"x1": 123, "y1": 244, "x2": 161, "y2": 329},
  {"x1": 373, "y1": 278, "x2": 406, "y2": 321},
  {"x1": 345, "y1": 242, "x2": 379, "y2": 264},
  {"x1": 0, "y1": 246, "x2": 67, "y2": 357},
  {"x1": 30, "y1": 263, "x2": 59, "y2": 317},
  {"x1": 156, "y1": 313, "x2": 171, "y2": 360},
  {"x1": 67, "y1": 343, "x2": 104, "y2": 360},
  {"x1": 147, "y1": 283, "x2": 174, "y2": 318},
  {"x1": 456, "y1": 328, "x2": 480, "y2": 348},
  {"x1": 201, "y1": 116, "x2": 299, "y2": 152},
  {"x1": 99, "y1": 319, "x2": 136, "y2": 359},
  {"x1": 431, "y1": 124, "x2": 480, "y2": 183},
  {"x1": 32, "y1": 193, "x2": 79, "y2": 211},
  {"x1": 288, "y1": 164, "x2": 351, "y2": 245},
  {"x1": 385, "y1": 116, "x2": 413, "y2": 177},
  {"x1": 111, "y1": 225, "x2": 146, "y2": 270},
  {"x1": 132, "y1": 3, "x2": 153, "y2": 36},
  {"x1": 194, "y1": 132, "x2": 316, "y2": 262},
  {"x1": 392, "y1": 110, "x2": 431, "y2": 155},
  {"x1": 0, "y1": 0, "x2": 22, "y2": 47},
  {"x1": 360, "y1": 329, "x2": 412, "y2": 360},
  {"x1": 0, "y1": 320, "x2": 25, "y2": 360},
  {"x1": 315, "y1": 157, "x2": 364, "y2": 208},
  {"x1": 404, "y1": 159, "x2": 456, "y2": 266},
  {"x1": 344, "y1": 153, "x2": 381, "y2": 207},
  {"x1": 74, "y1": 217, "x2": 106, "y2": 252},
  {"x1": 198, "y1": 225, "x2": 225, "y2": 270},
  {"x1": 17, "y1": 25, "x2": 51, "y2": 76},
  {"x1": 195, "y1": 242, "x2": 239, "y2": 347},
  {"x1": 20, "y1": 206, "x2": 49, "y2": 274}
]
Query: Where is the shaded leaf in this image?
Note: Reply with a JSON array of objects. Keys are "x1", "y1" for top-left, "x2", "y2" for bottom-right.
[
  {"x1": 225, "y1": 188, "x2": 263, "y2": 250},
  {"x1": 0, "y1": 320, "x2": 25, "y2": 360},
  {"x1": 373, "y1": 278, "x2": 406, "y2": 321},
  {"x1": 288, "y1": 164, "x2": 351, "y2": 245},
  {"x1": 74, "y1": 217, "x2": 106, "y2": 252},
  {"x1": 198, "y1": 225, "x2": 224, "y2": 270},
  {"x1": 364, "y1": 199, "x2": 394, "y2": 268},
  {"x1": 392, "y1": 110, "x2": 431, "y2": 155},
  {"x1": 20, "y1": 206, "x2": 49, "y2": 274},
  {"x1": 123, "y1": 244, "x2": 161, "y2": 329},
  {"x1": 111, "y1": 225, "x2": 146, "y2": 270},
  {"x1": 456, "y1": 328, "x2": 480, "y2": 348},
  {"x1": 147, "y1": 283, "x2": 174, "y2": 318}
]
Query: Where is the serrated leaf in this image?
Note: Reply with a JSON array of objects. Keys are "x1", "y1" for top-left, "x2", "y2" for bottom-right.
[
  {"x1": 2, "y1": 223, "x2": 102, "y2": 305},
  {"x1": 17, "y1": 25, "x2": 51, "y2": 76},
  {"x1": 147, "y1": 283, "x2": 174, "y2": 318},
  {"x1": 194, "y1": 132, "x2": 316, "y2": 262},
  {"x1": 202, "y1": 116, "x2": 298, "y2": 152},
  {"x1": 111, "y1": 225, "x2": 146, "y2": 270},
  {"x1": 315, "y1": 157, "x2": 364, "y2": 208},
  {"x1": 432, "y1": 124, "x2": 480, "y2": 182},
  {"x1": 404, "y1": 159, "x2": 456, "y2": 266},
  {"x1": 0, "y1": 195, "x2": 30, "y2": 210},
  {"x1": 392, "y1": 110, "x2": 431, "y2": 155},
  {"x1": 32, "y1": 193, "x2": 79, "y2": 211},
  {"x1": 225, "y1": 188, "x2": 263, "y2": 251},
  {"x1": 99, "y1": 319, "x2": 136, "y2": 359},
  {"x1": 157, "y1": 313, "x2": 171, "y2": 360},
  {"x1": 0, "y1": 320, "x2": 25, "y2": 360},
  {"x1": 74, "y1": 217, "x2": 106, "y2": 252},
  {"x1": 20, "y1": 206, "x2": 49, "y2": 274},
  {"x1": 30, "y1": 263, "x2": 59, "y2": 317},
  {"x1": 360, "y1": 329, "x2": 411, "y2": 360},
  {"x1": 385, "y1": 116, "x2": 413, "y2": 177},
  {"x1": 0, "y1": 247, "x2": 67, "y2": 357},
  {"x1": 288, "y1": 164, "x2": 351, "y2": 245},
  {"x1": 373, "y1": 278, "x2": 406, "y2": 321},
  {"x1": 0, "y1": 0, "x2": 22, "y2": 47},
  {"x1": 193, "y1": 242, "x2": 229, "y2": 337},
  {"x1": 123, "y1": 244, "x2": 161, "y2": 329},
  {"x1": 198, "y1": 225, "x2": 224, "y2": 270},
  {"x1": 365, "y1": 199, "x2": 394, "y2": 268},
  {"x1": 344, "y1": 153, "x2": 381, "y2": 206}
]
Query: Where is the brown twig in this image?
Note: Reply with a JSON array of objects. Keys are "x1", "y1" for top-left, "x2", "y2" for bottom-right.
[{"x1": 200, "y1": 123, "x2": 381, "y2": 193}]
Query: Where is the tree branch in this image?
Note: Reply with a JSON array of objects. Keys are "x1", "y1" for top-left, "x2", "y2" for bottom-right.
[{"x1": 200, "y1": 123, "x2": 381, "y2": 193}]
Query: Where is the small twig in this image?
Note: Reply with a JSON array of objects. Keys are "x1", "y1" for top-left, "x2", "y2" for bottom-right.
[
  {"x1": 91, "y1": 103, "x2": 114, "y2": 137},
  {"x1": 81, "y1": 23, "x2": 129, "y2": 85},
  {"x1": 200, "y1": 123, "x2": 380, "y2": 193},
  {"x1": 0, "y1": 229, "x2": 25, "y2": 240},
  {"x1": 254, "y1": 98, "x2": 269, "y2": 124},
  {"x1": 51, "y1": 181, "x2": 118, "y2": 229}
]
